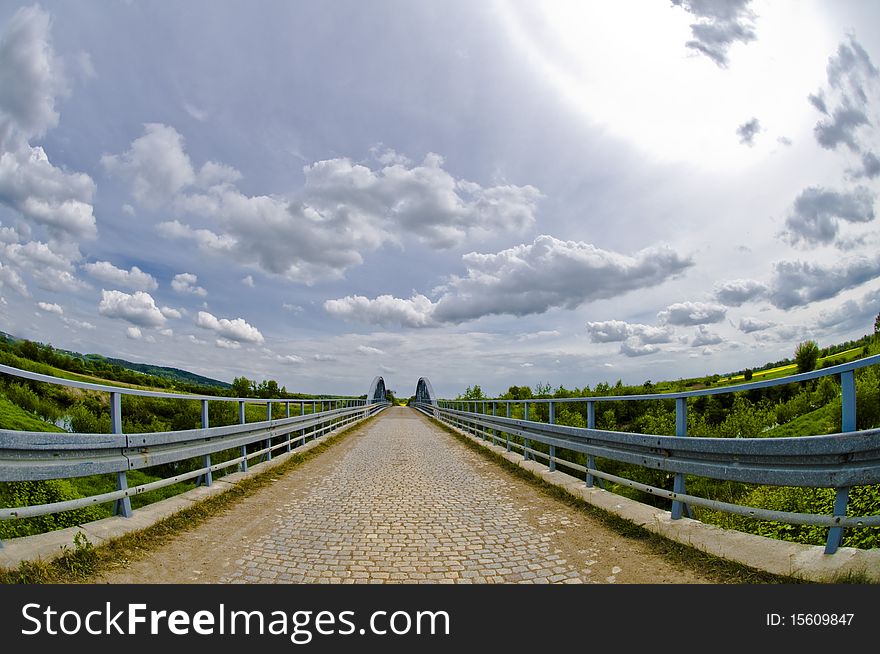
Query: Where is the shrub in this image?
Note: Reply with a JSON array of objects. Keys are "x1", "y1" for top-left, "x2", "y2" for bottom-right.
[
  {"x1": 0, "y1": 480, "x2": 106, "y2": 539},
  {"x1": 795, "y1": 340, "x2": 820, "y2": 374}
]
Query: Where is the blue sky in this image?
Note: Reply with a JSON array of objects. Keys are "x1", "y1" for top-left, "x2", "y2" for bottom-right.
[{"x1": 1, "y1": 1, "x2": 879, "y2": 398}]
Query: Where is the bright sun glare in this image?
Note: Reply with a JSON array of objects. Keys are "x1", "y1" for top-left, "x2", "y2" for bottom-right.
[{"x1": 497, "y1": 0, "x2": 836, "y2": 171}]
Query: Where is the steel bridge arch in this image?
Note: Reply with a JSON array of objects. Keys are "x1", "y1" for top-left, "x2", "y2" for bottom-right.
[
  {"x1": 367, "y1": 376, "x2": 387, "y2": 404},
  {"x1": 414, "y1": 377, "x2": 437, "y2": 406}
]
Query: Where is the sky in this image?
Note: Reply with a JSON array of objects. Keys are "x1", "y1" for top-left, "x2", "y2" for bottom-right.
[{"x1": 1, "y1": 0, "x2": 879, "y2": 399}]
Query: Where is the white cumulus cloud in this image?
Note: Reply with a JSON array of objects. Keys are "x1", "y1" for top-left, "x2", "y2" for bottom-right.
[
  {"x1": 171, "y1": 272, "x2": 207, "y2": 296},
  {"x1": 82, "y1": 261, "x2": 158, "y2": 291},
  {"x1": 325, "y1": 235, "x2": 692, "y2": 327},
  {"x1": 37, "y1": 301, "x2": 62, "y2": 314},
  {"x1": 98, "y1": 289, "x2": 167, "y2": 327},
  {"x1": 195, "y1": 310, "x2": 264, "y2": 344}
]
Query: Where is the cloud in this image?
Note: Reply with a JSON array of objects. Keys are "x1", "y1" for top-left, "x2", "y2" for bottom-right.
[
  {"x1": 101, "y1": 123, "x2": 196, "y2": 207},
  {"x1": 171, "y1": 272, "x2": 207, "y2": 296},
  {"x1": 691, "y1": 324, "x2": 723, "y2": 346},
  {"x1": 856, "y1": 151, "x2": 880, "y2": 179},
  {"x1": 215, "y1": 338, "x2": 240, "y2": 350},
  {"x1": 277, "y1": 354, "x2": 304, "y2": 365},
  {"x1": 126, "y1": 326, "x2": 142, "y2": 340},
  {"x1": 324, "y1": 236, "x2": 692, "y2": 326},
  {"x1": 356, "y1": 345, "x2": 385, "y2": 355},
  {"x1": 814, "y1": 286, "x2": 880, "y2": 331},
  {"x1": 586, "y1": 320, "x2": 674, "y2": 344},
  {"x1": 0, "y1": 6, "x2": 68, "y2": 137},
  {"x1": 160, "y1": 306, "x2": 182, "y2": 319},
  {"x1": 37, "y1": 301, "x2": 62, "y2": 315},
  {"x1": 783, "y1": 185, "x2": 875, "y2": 246},
  {"x1": 324, "y1": 293, "x2": 437, "y2": 328},
  {"x1": 436, "y1": 237, "x2": 693, "y2": 323},
  {"x1": 241, "y1": 275, "x2": 254, "y2": 287},
  {"x1": 301, "y1": 152, "x2": 541, "y2": 249},
  {"x1": 62, "y1": 317, "x2": 94, "y2": 330},
  {"x1": 0, "y1": 145, "x2": 97, "y2": 240},
  {"x1": 314, "y1": 354, "x2": 337, "y2": 362},
  {"x1": 738, "y1": 316, "x2": 774, "y2": 333},
  {"x1": 585, "y1": 319, "x2": 630, "y2": 342},
  {"x1": 195, "y1": 310, "x2": 264, "y2": 344},
  {"x1": 157, "y1": 220, "x2": 235, "y2": 252},
  {"x1": 736, "y1": 118, "x2": 761, "y2": 146},
  {"x1": 82, "y1": 261, "x2": 158, "y2": 291},
  {"x1": 2, "y1": 240, "x2": 88, "y2": 293},
  {"x1": 104, "y1": 126, "x2": 542, "y2": 283},
  {"x1": 768, "y1": 255, "x2": 880, "y2": 309},
  {"x1": 672, "y1": 0, "x2": 757, "y2": 67},
  {"x1": 98, "y1": 289, "x2": 167, "y2": 327},
  {"x1": 0, "y1": 6, "x2": 96, "y2": 243},
  {"x1": 713, "y1": 278, "x2": 768, "y2": 306},
  {"x1": 620, "y1": 339, "x2": 659, "y2": 357},
  {"x1": 811, "y1": 35, "x2": 878, "y2": 153},
  {"x1": 0, "y1": 261, "x2": 28, "y2": 296},
  {"x1": 658, "y1": 301, "x2": 726, "y2": 325}
]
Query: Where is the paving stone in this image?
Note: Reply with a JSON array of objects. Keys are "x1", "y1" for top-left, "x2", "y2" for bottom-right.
[{"x1": 218, "y1": 408, "x2": 600, "y2": 585}]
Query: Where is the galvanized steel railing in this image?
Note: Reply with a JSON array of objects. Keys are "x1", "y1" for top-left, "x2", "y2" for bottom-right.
[
  {"x1": 413, "y1": 354, "x2": 880, "y2": 555},
  {"x1": 0, "y1": 364, "x2": 389, "y2": 538}
]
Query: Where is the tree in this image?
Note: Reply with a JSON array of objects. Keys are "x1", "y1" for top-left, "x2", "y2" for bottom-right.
[
  {"x1": 743, "y1": 369, "x2": 753, "y2": 382},
  {"x1": 795, "y1": 340, "x2": 820, "y2": 374},
  {"x1": 231, "y1": 376, "x2": 252, "y2": 397},
  {"x1": 874, "y1": 312, "x2": 880, "y2": 339},
  {"x1": 459, "y1": 385, "x2": 485, "y2": 400}
]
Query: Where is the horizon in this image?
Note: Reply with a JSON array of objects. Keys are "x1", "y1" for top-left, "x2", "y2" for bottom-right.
[{"x1": 2, "y1": 1, "x2": 880, "y2": 398}]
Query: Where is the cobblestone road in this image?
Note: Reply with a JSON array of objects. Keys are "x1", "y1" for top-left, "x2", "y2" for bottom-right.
[{"x1": 98, "y1": 407, "x2": 711, "y2": 584}]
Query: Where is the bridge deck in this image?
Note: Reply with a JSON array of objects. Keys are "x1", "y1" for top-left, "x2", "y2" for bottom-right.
[{"x1": 96, "y1": 407, "x2": 712, "y2": 584}]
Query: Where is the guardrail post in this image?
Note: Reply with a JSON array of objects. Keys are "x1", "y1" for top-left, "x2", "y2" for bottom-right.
[
  {"x1": 239, "y1": 401, "x2": 248, "y2": 472},
  {"x1": 671, "y1": 398, "x2": 691, "y2": 520},
  {"x1": 265, "y1": 401, "x2": 273, "y2": 461},
  {"x1": 300, "y1": 401, "x2": 306, "y2": 445},
  {"x1": 111, "y1": 391, "x2": 132, "y2": 518},
  {"x1": 491, "y1": 401, "x2": 497, "y2": 445},
  {"x1": 825, "y1": 371, "x2": 857, "y2": 554},
  {"x1": 523, "y1": 401, "x2": 530, "y2": 461},
  {"x1": 198, "y1": 399, "x2": 213, "y2": 486},
  {"x1": 548, "y1": 401, "x2": 556, "y2": 472},
  {"x1": 586, "y1": 401, "x2": 596, "y2": 487},
  {"x1": 506, "y1": 402, "x2": 511, "y2": 451},
  {"x1": 286, "y1": 402, "x2": 292, "y2": 452}
]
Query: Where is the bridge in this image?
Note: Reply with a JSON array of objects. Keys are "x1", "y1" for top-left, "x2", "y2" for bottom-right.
[{"x1": 1, "y1": 358, "x2": 879, "y2": 583}]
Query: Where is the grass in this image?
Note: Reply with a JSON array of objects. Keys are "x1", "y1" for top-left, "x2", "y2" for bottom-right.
[
  {"x1": 0, "y1": 395, "x2": 64, "y2": 432},
  {"x1": 761, "y1": 403, "x2": 836, "y2": 438},
  {"x1": 0, "y1": 410, "x2": 379, "y2": 584},
  {"x1": 718, "y1": 347, "x2": 867, "y2": 386},
  {"x1": 419, "y1": 412, "x2": 809, "y2": 585}
]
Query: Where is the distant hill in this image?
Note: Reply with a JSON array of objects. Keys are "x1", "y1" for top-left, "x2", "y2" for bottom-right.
[
  {"x1": 0, "y1": 330, "x2": 230, "y2": 389},
  {"x1": 84, "y1": 355, "x2": 231, "y2": 389}
]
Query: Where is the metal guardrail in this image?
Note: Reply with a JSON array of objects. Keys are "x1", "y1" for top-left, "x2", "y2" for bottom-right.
[
  {"x1": 0, "y1": 364, "x2": 389, "y2": 538},
  {"x1": 413, "y1": 353, "x2": 880, "y2": 555}
]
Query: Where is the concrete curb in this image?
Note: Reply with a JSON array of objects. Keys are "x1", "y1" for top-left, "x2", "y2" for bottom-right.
[
  {"x1": 450, "y1": 425, "x2": 880, "y2": 583},
  {"x1": 0, "y1": 415, "x2": 373, "y2": 571}
]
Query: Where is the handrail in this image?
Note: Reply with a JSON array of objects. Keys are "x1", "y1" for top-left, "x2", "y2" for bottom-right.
[
  {"x1": 0, "y1": 364, "x2": 390, "y2": 537},
  {"x1": 0, "y1": 363, "x2": 362, "y2": 402},
  {"x1": 417, "y1": 354, "x2": 880, "y2": 555}
]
